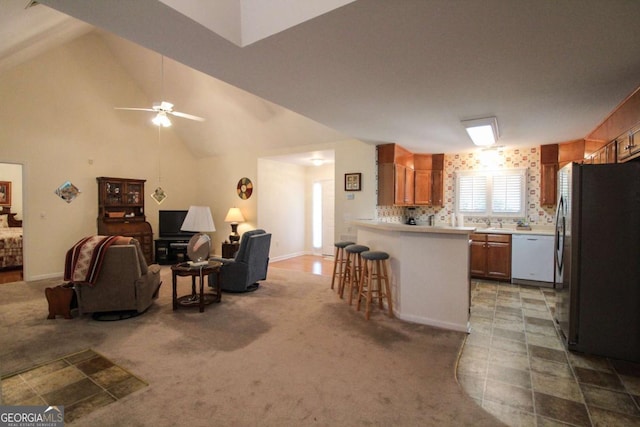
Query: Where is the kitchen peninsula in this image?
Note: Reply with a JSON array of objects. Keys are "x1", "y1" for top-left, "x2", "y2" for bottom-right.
[{"x1": 353, "y1": 221, "x2": 475, "y2": 332}]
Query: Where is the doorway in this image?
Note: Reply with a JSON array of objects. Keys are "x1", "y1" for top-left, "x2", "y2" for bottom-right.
[{"x1": 0, "y1": 162, "x2": 24, "y2": 283}]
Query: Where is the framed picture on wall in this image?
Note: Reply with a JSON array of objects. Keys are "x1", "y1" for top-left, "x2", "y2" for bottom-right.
[
  {"x1": 344, "y1": 173, "x2": 361, "y2": 191},
  {"x1": 0, "y1": 181, "x2": 11, "y2": 206}
]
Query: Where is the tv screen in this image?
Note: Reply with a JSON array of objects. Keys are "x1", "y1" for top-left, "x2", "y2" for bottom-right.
[{"x1": 159, "y1": 210, "x2": 196, "y2": 239}]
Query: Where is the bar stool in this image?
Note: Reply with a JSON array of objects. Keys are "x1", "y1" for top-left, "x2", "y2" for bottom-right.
[
  {"x1": 356, "y1": 251, "x2": 393, "y2": 320},
  {"x1": 330, "y1": 241, "x2": 355, "y2": 292},
  {"x1": 339, "y1": 244, "x2": 369, "y2": 304}
]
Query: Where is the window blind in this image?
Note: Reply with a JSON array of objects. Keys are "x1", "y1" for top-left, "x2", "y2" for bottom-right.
[
  {"x1": 458, "y1": 174, "x2": 487, "y2": 213},
  {"x1": 492, "y1": 173, "x2": 522, "y2": 213}
]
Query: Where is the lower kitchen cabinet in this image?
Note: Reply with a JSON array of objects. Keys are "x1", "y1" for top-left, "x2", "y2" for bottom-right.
[{"x1": 470, "y1": 233, "x2": 511, "y2": 281}]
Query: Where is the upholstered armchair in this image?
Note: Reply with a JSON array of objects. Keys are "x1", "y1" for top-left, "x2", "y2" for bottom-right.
[
  {"x1": 73, "y1": 239, "x2": 162, "y2": 315},
  {"x1": 209, "y1": 229, "x2": 272, "y2": 292}
]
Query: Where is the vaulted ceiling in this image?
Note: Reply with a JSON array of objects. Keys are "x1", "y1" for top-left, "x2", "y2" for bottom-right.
[{"x1": 4, "y1": 0, "x2": 640, "y2": 157}]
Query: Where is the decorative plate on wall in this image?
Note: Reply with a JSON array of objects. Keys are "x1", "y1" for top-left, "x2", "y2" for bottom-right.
[{"x1": 237, "y1": 177, "x2": 253, "y2": 200}]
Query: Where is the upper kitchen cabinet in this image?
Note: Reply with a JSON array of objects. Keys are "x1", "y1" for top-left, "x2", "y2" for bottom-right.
[
  {"x1": 377, "y1": 144, "x2": 414, "y2": 206},
  {"x1": 540, "y1": 144, "x2": 558, "y2": 207},
  {"x1": 377, "y1": 144, "x2": 444, "y2": 207},
  {"x1": 558, "y1": 139, "x2": 585, "y2": 167},
  {"x1": 414, "y1": 154, "x2": 445, "y2": 206},
  {"x1": 616, "y1": 127, "x2": 640, "y2": 162}
]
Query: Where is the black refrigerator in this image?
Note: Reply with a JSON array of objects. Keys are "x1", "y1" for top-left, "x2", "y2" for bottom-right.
[{"x1": 554, "y1": 162, "x2": 640, "y2": 362}]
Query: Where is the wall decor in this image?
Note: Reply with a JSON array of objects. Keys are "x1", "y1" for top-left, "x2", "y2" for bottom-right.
[
  {"x1": 344, "y1": 173, "x2": 362, "y2": 191},
  {"x1": 55, "y1": 181, "x2": 80, "y2": 203},
  {"x1": 0, "y1": 181, "x2": 11, "y2": 206},
  {"x1": 151, "y1": 186, "x2": 167, "y2": 204},
  {"x1": 237, "y1": 177, "x2": 253, "y2": 200}
]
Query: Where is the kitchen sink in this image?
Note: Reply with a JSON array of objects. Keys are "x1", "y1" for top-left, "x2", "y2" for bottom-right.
[{"x1": 476, "y1": 227, "x2": 510, "y2": 233}]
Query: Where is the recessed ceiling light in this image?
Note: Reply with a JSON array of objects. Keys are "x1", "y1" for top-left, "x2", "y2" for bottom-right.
[{"x1": 311, "y1": 158, "x2": 324, "y2": 166}]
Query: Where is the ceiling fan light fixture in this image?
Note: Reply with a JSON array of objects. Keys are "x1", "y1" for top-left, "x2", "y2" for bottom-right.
[
  {"x1": 152, "y1": 111, "x2": 172, "y2": 127},
  {"x1": 461, "y1": 116, "x2": 499, "y2": 146}
]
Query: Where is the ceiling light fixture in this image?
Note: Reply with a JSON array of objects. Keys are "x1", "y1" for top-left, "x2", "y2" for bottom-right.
[
  {"x1": 461, "y1": 117, "x2": 499, "y2": 147},
  {"x1": 152, "y1": 111, "x2": 172, "y2": 127},
  {"x1": 311, "y1": 158, "x2": 324, "y2": 166}
]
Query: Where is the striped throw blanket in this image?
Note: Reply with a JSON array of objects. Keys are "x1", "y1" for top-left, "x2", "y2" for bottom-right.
[{"x1": 64, "y1": 235, "x2": 123, "y2": 285}]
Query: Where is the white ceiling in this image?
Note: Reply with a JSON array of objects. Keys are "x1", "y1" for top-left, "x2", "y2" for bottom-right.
[{"x1": 4, "y1": 0, "x2": 640, "y2": 158}]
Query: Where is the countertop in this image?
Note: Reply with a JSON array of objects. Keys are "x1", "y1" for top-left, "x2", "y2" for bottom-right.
[{"x1": 352, "y1": 220, "x2": 554, "y2": 236}]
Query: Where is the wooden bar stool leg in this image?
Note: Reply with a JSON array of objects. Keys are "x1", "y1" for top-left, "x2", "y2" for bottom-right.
[
  {"x1": 382, "y1": 259, "x2": 393, "y2": 318},
  {"x1": 347, "y1": 254, "x2": 360, "y2": 305},
  {"x1": 330, "y1": 246, "x2": 340, "y2": 290},
  {"x1": 339, "y1": 252, "x2": 352, "y2": 299},
  {"x1": 356, "y1": 259, "x2": 367, "y2": 313},
  {"x1": 364, "y1": 262, "x2": 374, "y2": 320}
]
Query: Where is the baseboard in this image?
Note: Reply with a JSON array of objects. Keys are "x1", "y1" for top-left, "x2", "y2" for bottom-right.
[
  {"x1": 26, "y1": 272, "x2": 64, "y2": 282},
  {"x1": 269, "y1": 251, "x2": 308, "y2": 263}
]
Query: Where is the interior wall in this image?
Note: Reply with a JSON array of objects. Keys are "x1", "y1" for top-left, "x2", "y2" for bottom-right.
[
  {"x1": 0, "y1": 163, "x2": 23, "y2": 218},
  {"x1": 257, "y1": 158, "x2": 306, "y2": 260},
  {"x1": 334, "y1": 140, "x2": 377, "y2": 242},
  {"x1": 0, "y1": 32, "x2": 198, "y2": 280}
]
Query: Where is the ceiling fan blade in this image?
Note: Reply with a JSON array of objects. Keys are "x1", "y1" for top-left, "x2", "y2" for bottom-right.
[
  {"x1": 170, "y1": 111, "x2": 206, "y2": 121},
  {"x1": 115, "y1": 107, "x2": 155, "y2": 112}
]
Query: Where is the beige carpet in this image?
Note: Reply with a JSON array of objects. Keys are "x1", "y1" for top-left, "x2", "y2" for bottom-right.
[{"x1": 0, "y1": 266, "x2": 501, "y2": 426}]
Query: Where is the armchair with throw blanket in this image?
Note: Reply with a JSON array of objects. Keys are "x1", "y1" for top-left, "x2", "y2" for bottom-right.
[
  {"x1": 209, "y1": 229, "x2": 271, "y2": 292},
  {"x1": 65, "y1": 236, "x2": 162, "y2": 315}
]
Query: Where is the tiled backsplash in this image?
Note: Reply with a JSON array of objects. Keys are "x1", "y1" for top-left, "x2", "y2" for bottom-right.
[{"x1": 376, "y1": 146, "x2": 557, "y2": 226}]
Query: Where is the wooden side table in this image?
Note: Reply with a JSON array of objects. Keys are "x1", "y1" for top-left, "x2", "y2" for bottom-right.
[
  {"x1": 221, "y1": 242, "x2": 239, "y2": 258},
  {"x1": 171, "y1": 261, "x2": 222, "y2": 313}
]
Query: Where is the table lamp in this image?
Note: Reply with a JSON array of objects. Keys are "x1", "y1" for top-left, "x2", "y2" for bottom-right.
[
  {"x1": 224, "y1": 207, "x2": 245, "y2": 243},
  {"x1": 180, "y1": 205, "x2": 216, "y2": 266}
]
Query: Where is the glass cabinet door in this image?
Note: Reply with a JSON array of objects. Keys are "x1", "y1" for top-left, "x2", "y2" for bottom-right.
[{"x1": 105, "y1": 181, "x2": 123, "y2": 205}]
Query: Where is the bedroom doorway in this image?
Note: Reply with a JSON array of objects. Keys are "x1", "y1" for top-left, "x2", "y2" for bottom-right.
[{"x1": 0, "y1": 162, "x2": 23, "y2": 284}]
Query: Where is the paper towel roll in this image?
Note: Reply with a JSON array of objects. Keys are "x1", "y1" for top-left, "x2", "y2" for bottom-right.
[{"x1": 457, "y1": 214, "x2": 464, "y2": 227}]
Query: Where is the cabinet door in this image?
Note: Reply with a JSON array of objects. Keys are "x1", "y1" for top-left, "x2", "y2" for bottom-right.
[
  {"x1": 486, "y1": 237, "x2": 511, "y2": 280},
  {"x1": 103, "y1": 180, "x2": 123, "y2": 205},
  {"x1": 617, "y1": 134, "x2": 631, "y2": 162},
  {"x1": 431, "y1": 170, "x2": 444, "y2": 206},
  {"x1": 404, "y1": 167, "x2": 415, "y2": 205},
  {"x1": 414, "y1": 170, "x2": 432, "y2": 205},
  {"x1": 470, "y1": 235, "x2": 487, "y2": 277},
  {"x1": 540, "y1": 163, "x2": 558, "y2": 206},
  {"x1": 394, "y1": 164, "x2": 407, "y2": 205}
]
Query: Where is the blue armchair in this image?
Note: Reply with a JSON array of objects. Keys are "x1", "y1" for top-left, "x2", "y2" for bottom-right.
[{"x1": 209, "y1": 229, "x2": 272, "y2": 292}]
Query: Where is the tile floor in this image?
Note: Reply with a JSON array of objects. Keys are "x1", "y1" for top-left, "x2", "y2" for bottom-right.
[
  {"x1": 457, "y1": 280, "x2": 640, "y2": 426},
  {"x1": 1, "y1": 349, "x2": 147, "y2": 424}
]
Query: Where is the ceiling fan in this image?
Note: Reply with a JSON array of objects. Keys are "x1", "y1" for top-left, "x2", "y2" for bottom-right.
[{"x1": 115, "y1": 101, "x2": 205, "y2": 127}]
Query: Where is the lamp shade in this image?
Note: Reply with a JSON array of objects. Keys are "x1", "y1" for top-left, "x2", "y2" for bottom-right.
[
  {"x1": 224, "y1": 207, "x2": 245, "y2": 223},
  {"x1": 181, "y1": 206, "x2": 215, "y2": 232}
]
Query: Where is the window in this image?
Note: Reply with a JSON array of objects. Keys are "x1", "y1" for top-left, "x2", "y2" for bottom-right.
[{"x1": 456, "y1": 169, "x2": 526, "y2": 217}]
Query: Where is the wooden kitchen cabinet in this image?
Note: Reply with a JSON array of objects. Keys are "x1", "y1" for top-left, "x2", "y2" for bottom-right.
[
  {"x1": 540, "y1": 144, "x2": 558, "y2": 206},
  {"x1": 377, "y1": 144, "x2": 414, "y2": 206},
  {"x1": 470, "y1": 233, "x2": 511, "y2": 281},
  {"x1": 589, "y1": 140, "x2": 617, "y2": 164},
  {"x1": 616, "y1": 127, "x2": 640, "y2": 162},
  {"x1": 411, "y1": 153, "x2": 444, "y2": 206}
]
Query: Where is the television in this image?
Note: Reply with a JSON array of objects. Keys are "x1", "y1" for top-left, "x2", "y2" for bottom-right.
[{"x1": 159, "y1": 210, "x2": 196, "y2": 239}]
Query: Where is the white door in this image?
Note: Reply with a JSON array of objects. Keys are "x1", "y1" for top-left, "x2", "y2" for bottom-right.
[{"x1": 321, "y1": 179, "x2": 335, "y2": 256}]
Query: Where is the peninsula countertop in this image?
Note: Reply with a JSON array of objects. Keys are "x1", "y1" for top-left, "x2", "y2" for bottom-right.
[{"x1": 352, "y1": 220, "x2": 554, "y2": 236}]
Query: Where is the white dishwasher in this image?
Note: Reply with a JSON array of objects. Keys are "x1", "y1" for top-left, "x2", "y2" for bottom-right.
[{"x1": 511, "y1": 234, "x2": 554, "y2": 287}]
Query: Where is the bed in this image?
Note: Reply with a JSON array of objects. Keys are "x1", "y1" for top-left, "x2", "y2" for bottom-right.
[{"x1": 0, "y1": 206, "x2": 23, "y2": 270}]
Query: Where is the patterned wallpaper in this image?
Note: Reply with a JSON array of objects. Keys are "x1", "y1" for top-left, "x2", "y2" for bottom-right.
[{"x1": 375, "y1": 146, "x2": 557, "y2": 227}]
